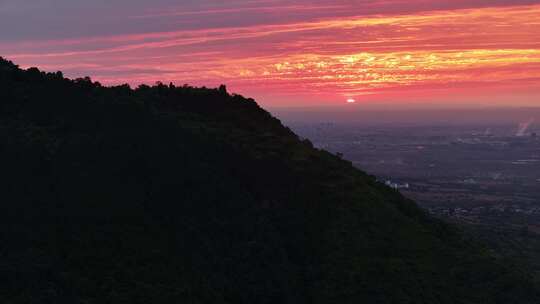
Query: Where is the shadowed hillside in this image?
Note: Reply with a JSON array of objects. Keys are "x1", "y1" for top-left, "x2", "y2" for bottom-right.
[{"x1": 1, "y1": 57, "x2": 538, "y2": 303}]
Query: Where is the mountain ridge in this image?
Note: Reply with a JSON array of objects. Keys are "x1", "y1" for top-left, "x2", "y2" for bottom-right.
[{"x1": 1, "y1": 57, "x2": 538, "y2": 303}]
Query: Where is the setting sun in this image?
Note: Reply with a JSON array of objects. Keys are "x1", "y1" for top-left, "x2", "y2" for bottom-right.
[{"x1": 2, "y1": 1, "x2": 539, "y2": 107}]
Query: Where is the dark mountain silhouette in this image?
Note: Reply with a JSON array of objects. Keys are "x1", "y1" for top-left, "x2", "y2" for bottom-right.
[{"x1": 1, "y1": 57, "x2": 538, "y2": 303}]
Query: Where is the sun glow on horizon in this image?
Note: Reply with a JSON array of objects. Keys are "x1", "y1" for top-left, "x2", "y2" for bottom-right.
[{"x1": 2, "y1": 1, "x2": 540, "y2": 106}]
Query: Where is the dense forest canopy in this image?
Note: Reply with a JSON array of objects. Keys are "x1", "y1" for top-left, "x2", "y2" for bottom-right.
[{"x1": 1, "y1": 57, "x2": 539, "y2": 303}]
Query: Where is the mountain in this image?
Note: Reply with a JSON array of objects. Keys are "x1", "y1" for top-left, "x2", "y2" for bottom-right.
[{"x1": 1, "y1": 57, "x2": 538, "y2": 303}]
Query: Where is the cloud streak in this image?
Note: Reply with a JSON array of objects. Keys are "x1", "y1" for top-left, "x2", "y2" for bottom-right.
[{"x1": 1, "y1": 1, "x2": 539, "y2": 106}]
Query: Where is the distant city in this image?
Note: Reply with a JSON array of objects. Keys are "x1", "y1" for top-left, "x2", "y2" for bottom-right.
[{"x1": 287, "y1": 117, "x2": 540, "y2": 232}]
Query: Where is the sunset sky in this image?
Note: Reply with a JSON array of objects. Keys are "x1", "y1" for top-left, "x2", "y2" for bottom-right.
[{"x1": 1, "y1": 0, "x2": 540, "y2": 107}]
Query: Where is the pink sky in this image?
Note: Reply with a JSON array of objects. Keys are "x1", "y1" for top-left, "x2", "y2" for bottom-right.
[{"x1": 1, "y1": 0, "x2": 540, "y2": 107}]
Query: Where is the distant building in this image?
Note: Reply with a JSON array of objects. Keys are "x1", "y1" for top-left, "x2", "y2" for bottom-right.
[
  {"x1": 463, "y1": 178, "x2": 476, "y2": 185},
  {"x1": 385, "y1": 180, "x2": 410, "y2": 190}
]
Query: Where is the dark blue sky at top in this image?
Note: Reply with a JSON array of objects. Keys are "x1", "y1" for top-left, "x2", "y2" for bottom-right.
[{"x1": 2, "y1": 0, "x2": 540, "y2": 42}]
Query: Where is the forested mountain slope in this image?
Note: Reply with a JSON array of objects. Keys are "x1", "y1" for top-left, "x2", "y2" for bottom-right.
[{"x1": 1, "y1": 57, "x2": 538, "y2": 303}]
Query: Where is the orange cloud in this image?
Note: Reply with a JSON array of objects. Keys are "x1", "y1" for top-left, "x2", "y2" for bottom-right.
[{"x1": 3, "y1": 3, "x2": 540, "y2": 106}]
